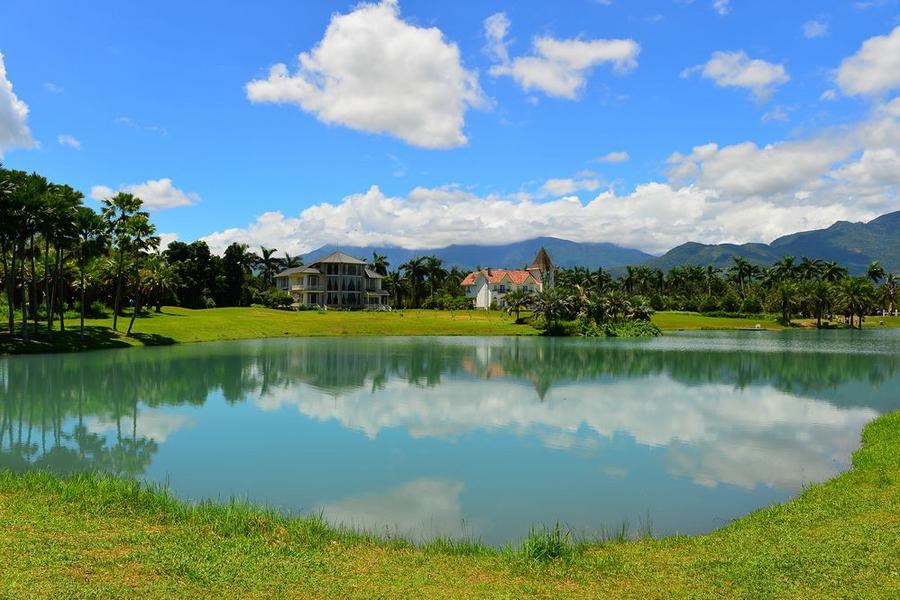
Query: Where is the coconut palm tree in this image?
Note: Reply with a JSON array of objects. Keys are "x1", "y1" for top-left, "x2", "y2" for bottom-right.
[
  {"x1": 424, "y1": 256, "x2": 446, "y2": 305},
  {"x1": 504, "y1": 288, "x2": 533, "y2": 323},
  {"x1": 401, "y1": 257, "x2": 427, "y2": 308},
  {"x1": 371, "y1": 252, "x2": 389, "y2": 276},
  {"x1": 821, "y1": 261, "x2": 848, "y2": 283},
  {"x1": 281, "y1": 252, "x2": 302, "y2": 269},
  {"x1": 881, "y1": 273, "x2": 897, "y2": 315},
  {"x1": 867, "y1": 261, "x2": 885, "y2": 284},
  {"x1": 141, "y1": 254, "x2": 178, "y2": 312},
  {"x1": 837, "y1": 277, "x2": 876, "y2": 329},
  {"x1": 101, "y1": 192, "x2": 144, "y2": 330},
  {"x1": 807, "y1": 280, "x2": 834, "y2": 328},
  {"x1": 531, "y1": 288, "x2": 574, "y2": 333},
  {"x1": 258, "y1": 246, "x2": 280, "y2": 288},
  {"x1": 384, "y1": 271, "x2": 405, "y2": 308},
  {"x1": 125, "y1": 215, "x2": 160, "y2": 336}
]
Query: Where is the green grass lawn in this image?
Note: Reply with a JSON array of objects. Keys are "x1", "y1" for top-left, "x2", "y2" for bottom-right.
[
  {"x1": 1, "y1": 411, "x2": 897, "y2": 598},
  {"x1": 1, "y1": 307, "x2": 898, "y2": 355}
]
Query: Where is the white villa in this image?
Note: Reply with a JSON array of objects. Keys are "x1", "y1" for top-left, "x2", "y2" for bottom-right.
[
  {"x1": 461, "y1": 248, "x2": 555, "y2": 309},
  {"x1": 274, "y1": 251, "x2": 390, "y2": 309}
]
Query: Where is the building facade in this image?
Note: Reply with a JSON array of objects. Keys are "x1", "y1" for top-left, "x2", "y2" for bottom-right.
[
  {"x1": 274, "y1": 251, "x2": 389, "y2": 308},
  {"x1": 460, "y1": 248, "x2": 556, "y2": 309}
]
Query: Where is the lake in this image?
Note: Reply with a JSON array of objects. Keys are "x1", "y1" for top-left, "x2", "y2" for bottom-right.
[{"x1": 1, "y1": 331, "x2": 898, "y2": 546}]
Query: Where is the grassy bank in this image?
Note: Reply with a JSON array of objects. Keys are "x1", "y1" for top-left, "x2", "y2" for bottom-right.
[
  {"x1": 1, "y1": 306, "x2": 898, "y2": 355},
  {"x1": 1, "y1": 411, "x2": 897, "y2": 598}
]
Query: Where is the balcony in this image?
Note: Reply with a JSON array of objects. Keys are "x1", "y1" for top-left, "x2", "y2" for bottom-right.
[{"x1": 291, "y1": 284, "x2": 325, "y2": 292}]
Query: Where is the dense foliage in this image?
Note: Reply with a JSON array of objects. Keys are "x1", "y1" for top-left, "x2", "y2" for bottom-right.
[{"x1": 2, "y1": 165, "x2": 896, "y2": 344}]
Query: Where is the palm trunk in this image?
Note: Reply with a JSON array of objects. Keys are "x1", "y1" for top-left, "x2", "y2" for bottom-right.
[
  {"x1": 44, "y1": 238, "x2": 52, "y2": 332},
  {"x1": 112, "y1": 247, "x2": 124, "y2": 331},
  {"x1": 56, "y1": 255, "x2": 65, "y2": 333},
  {"x1": 126, "y1": 271, "x2": 142, "y2": 336},
  {"x1": 79, "y1": 259, "x2": 86, "y2": 341},
  {"x1": 20, "y1": 254, "x2": 28, "y2": 341},
  {"x1": 3, "y1": 249, "x2": 15, "y2": 333},
  {"x1": 29, "y1": 234, "x2": 38, "y2": 332}
]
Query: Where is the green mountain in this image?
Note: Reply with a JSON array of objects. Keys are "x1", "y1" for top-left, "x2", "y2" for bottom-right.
[{"x1": 646, "y1": 210, "x2": 900, "y2": 274}]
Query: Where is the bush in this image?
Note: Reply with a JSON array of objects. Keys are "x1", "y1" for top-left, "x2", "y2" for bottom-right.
[
  {"x1": 203, "y1": 296, "x2": 216, "y2": 309},
  {"x1": 604, "y1": 320, "x2": 662, "y2": 338},
  {"x1": 264, "y1": 290, "x2": 295, "y2": 310},
  {"x1": 740, "y1": 295, "x2": 763, "y2": 314},
  {"x1": 721, "y1": 292, "x2": 741, "y2": 313},
  {"x1": 75, "y1": 301, "x2": 109, "y2": 318},
  {"x1": 699, "y1": 295, "x2": 720, "y2": 313}
]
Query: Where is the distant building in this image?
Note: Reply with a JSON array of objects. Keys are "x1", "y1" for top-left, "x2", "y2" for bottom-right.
[
  {"x1": 274, "y1": 251, "x2": 389, "y2": 308},
  {"x1": 461, "y1": 248, "x2": 555, "y2": 309}
]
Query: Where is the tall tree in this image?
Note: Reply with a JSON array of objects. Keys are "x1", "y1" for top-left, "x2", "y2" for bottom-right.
[
  {"x1": 371, "y1": 252, "x2": 389, "y2": 276},
  {"x1": 259, "y1": 246, "x2": 279, "y2": 288},
  {"x1": 867, "y1": 261, "x2": 885, "y2": 285},
  {"x1": 125, "y1": 215, "x2": 160, "y2": 336},
  {"x1": 400, "y1": 257, "x2": 427, "y2": 308},
  {"x1": 101, "y1": 192, "x2": 144, "y2": 331}
]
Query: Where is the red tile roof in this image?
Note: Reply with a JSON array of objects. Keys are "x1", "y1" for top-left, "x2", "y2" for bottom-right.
[{"x1": 460, "y1": 269, "x2": 537, "y2": 286}]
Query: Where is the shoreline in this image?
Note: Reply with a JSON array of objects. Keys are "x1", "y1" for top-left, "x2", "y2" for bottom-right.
[
  {"x1": 1, "y1": 306, "x2": 898, "y2": 356},
  {"x1": 1, "y1": 411, "x2": 896, "y2": 597}
]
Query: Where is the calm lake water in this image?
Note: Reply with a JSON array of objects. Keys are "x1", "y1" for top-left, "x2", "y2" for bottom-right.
[{"x1": 2, "y1": 331, "x2": 898, "y2": 545}]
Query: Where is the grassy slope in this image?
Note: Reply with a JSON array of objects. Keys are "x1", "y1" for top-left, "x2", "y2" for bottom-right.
[
  {"x1": 1, "y1": 412, "x2": 897, "y2": 598},
  {"x1": 1, "y1": 307, "x2": 898, "y2": 355}
]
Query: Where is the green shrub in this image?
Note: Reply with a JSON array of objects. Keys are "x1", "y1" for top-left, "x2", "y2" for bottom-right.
[{"x1": 699, "y1": 295, "x2": 720, "y2": 313}]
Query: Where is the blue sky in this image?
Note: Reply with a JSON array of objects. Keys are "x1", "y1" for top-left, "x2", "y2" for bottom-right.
[{"x1": 1, "y1": 0, "x2": 899, "y2": 254}]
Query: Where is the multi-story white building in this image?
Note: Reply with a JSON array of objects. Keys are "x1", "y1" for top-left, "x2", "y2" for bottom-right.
[
  {"x1": 274, "y1": 251, "x2": 389, "y2": 308},
  {"x1": 461, "y1": 248, "x2": 555, "y2": 309}
]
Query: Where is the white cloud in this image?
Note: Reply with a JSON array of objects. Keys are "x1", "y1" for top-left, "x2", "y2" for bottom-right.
[
  {"x1": 803, "y1": 19, "x2": 829, "y2": 39},
  {"x1": 712, "y1": 0, "x2": 731, "y2": 15},
  {"x1": 684, "y1": 51, "x2": 789, "y2": 101},
  {"x1": 820, "y1": 89, "x2": 837, "y2": 101},
  {"x1": 0, "y1": 51, "x2": 35, "y2": 156},
  {"x1": 114, "y1": 116, "x2": 167, "y2": 136},
  {"x1": 246, "y1": 0, "x2": 484, "y2": 149},
  {"x1": 86, "y1": 409, "x2": 194, "y2": 444},
  {"x1": 318, "y1": 479, "x2": 468, "y2": 541},
  {"x1": 57, "y1": 134, "x2": 81, "y2": 150},
  {"x1": 596, "y1": 150, "x2": 630, "y2": 163},
  {"x1": 836, "y1": 25, "x2": 900, "y2": 96},
  {"x1": 483, "y1": 12, "x2": 511, "y2": 64},
  {"x1": 539, "y1": 177, "x2": 601, "y2": 197},
  {"x1": 158, "y1": 232, "x2": 179, "y2": 251},
  {"x1": 43, "y1": 82, "x2": 63, "y2": 94},
  {"x1": 761, "y1": 105, "x2": 791, "y2": 123},
  {"x1": 90, "y1": 178, "x2": 200, "y2": 211},
  {"x1": 203, "y1": 99, "x2": 900, "y2": 255},
  {"x1": 487, "y1": 15, "x2": 640, "y2": 99}
]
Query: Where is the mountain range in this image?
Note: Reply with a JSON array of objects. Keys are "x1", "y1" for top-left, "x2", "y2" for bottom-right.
[{"x1": 306, "y1": 210, "x2": 900, "y2": 275}]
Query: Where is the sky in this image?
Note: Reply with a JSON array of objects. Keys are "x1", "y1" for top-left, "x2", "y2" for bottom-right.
[{"x1": 1, "y1": 0, "x2": 899, "y2": 255}]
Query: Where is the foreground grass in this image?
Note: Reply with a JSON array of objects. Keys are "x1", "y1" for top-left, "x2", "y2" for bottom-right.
[
  {"x1": 1, "y1": 412, "x2": 898, "y2": 598},
  {"x1": 1, "y1": 307, "x2": 898, "y2": 355}
]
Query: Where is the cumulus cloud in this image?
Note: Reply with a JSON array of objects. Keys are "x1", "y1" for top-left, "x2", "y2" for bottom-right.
[
  {"x1": 836, "y1": 25, "x2": 900, "y2": 96},
  {"x1": 803, "y1": 19, "x2": 829, "y2": 39},
  {"x1": 57, "y1": 134, "x2": 81, "y2": 150},
  {"x1": 486, "y1": 14, "x2": 640, "y2": 99},
  {"x1": 86, "y1": 409, "x2": 194, "y2": 444},
  {"x1": 538, "y1": 177, "x2": 601, "y2": 197},
  {"x1": 596, "y1": 150, "x2": 630, "y2": 163},
  {"x1": 246, "y1": 0, "x2": 484, "y2": 149},
  {"x1": 90, "y1": 178, "x2": 200, "y2": 211},
  {"x1": 712, "y1": 0, "x2": 731, "y2": 15},
  {"x1": 684, "y1": 50, "x2": 789, "y2": 101},
  {"x1": 202, "y1": 99, "x2": 900, "y2": 255},
  {"x1": 0, "y1": 51, "x2": 35, "y2": 156}
]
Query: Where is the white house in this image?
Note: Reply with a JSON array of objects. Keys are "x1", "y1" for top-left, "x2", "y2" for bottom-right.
[
  {"x1": 274, "y1": 251, "x2": 389, "y2": 308},
  {"x1": 461, "y1": 248, "x2": 555, "y2": 309}
]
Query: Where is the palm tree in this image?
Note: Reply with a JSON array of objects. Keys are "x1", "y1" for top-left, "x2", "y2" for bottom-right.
[
  {"x1": 141, "y1": 254, "x2": 178, "y2": 312},
  {"x1": 400, "y1": 257, "x2": 427, "y2": 308},
  {"x1": 729, "y1": 256, "x2": 752, "y2": 296},
  {"x1": 531, "y1": 288, "x2": 574, "y2": 333},
  {"x1": 504, "y1": 289, "x2": 533, "y2": 323},
  {"x1": 259, "y1": 246, "x2": 279, "y2": 288},
  {"x1": 867, "y1": 261, "x2": 885, "y2": 284},
  {"x1": 807, "y1": 280, "x2": 833, "y2": 328},
  {"x1": 836, "y1": 277, "x2": 876, "y2": 329},
  {"x1": 798, "y1": 257, "x2": 823, "y2": 282},
  {"x1": 771, "y1": 256, "x2": 798, "y2": 283},
  {"x1": 74, "y1": 207, "x2": 107, "y2": 340},
  {"x1": 881, "y1": 274, "x2": 897, "y2": 315},
  {"x1": 704, "y1": 265, "x2": 722, "y2": 296},
  {"x1": 281, "y1": 252, "x2": 302, "y2": 269},
  {"x1": 371, "y1": 252, "x2": 389, "y2": 276},
  {"x1": 101, "y1": 192, "x2": 144, "y2": 330},
  {"x1": 772, "y1": 281, "x2": 799, "y2": 324},
  {"x1": 125, "y1": 215, "x2": 160, "y2": 336},
  {"x1": 424, "y1": 256, "x2": 446, "y2": 305},
  {"x1": 821, "y1": 261, "x2": 848, "y2": 283},
  {"x1": 384, "y1": 271, "x2": 404, "y2": 307}
]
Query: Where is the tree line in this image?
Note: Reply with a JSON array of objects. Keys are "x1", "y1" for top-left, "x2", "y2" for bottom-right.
[{"x1": 2, "y1": 164, "x2": 896, "y2": 343}]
